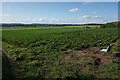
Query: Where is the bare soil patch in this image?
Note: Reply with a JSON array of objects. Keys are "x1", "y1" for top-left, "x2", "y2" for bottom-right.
[{"x1": 60, "y1": 47, "x2": 112, "y2": 73}]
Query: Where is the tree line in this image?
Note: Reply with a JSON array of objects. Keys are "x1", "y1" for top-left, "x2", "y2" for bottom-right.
[{"x1": 100, "y1": 22, "x2": 119, "y2": 28}]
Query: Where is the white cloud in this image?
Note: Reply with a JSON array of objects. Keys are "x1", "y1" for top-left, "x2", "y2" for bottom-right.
[
  {"x1": 81, "y1": 15, "x2": 103, "y2": 20},
  {"x1": 1, "y1": 15, "x2": 118, "y2": 24},
  {"x1": 38, "y1": 17, "x2": 47, "y2": 22},
  {"x1": 0, "y1": 14, "x2": 11, "y2": 17},
  {"x1": 69, "y1": 8, "x2": 79, "y2": 12},
  {"x1": 79, "y1": 15, "x2": 117, "y2": 23},
  {"x1": 0, "y1": 14, "x2": 12, "y2": 23},
  {"x1": 49, "y1": 18, "x2": 61, "y2": 23},
  {"x1": 0, "y1": 14, "x2": 11, "y2": 19}
]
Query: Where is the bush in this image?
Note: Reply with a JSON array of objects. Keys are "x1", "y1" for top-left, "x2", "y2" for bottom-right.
[
  {"x1": 49, "y1": 71, "x2": 61, "y2": 78},
  {"x1": 100, "y1": 22, "x2": 118, "y2": 28}
]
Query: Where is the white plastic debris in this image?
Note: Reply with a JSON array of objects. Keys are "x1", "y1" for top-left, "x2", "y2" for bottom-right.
[
  {"x1": 100, "y1": 49, "x2": 108, "y2": 52},
  {"x1": 100, "y1": 44, "x2": 112, "y2": 52}
]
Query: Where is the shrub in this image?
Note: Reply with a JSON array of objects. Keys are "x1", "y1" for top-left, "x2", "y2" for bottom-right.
[{"x1": 49, "y1": 71, "x2": 61, "y2": 78}]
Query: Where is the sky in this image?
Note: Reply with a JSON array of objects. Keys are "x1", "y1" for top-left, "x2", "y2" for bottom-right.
[
  {"x1": 1, "y1": 2, "x2": 118, "y2": 24},
  {"x1": 1, "y1": 0, "x2": 120, "y2": 2}
]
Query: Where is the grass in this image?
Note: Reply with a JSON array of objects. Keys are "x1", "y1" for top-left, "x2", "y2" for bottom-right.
[
  {"x1": 64, "y1": 25, "x2": 100, "y2": 28},
  {"x1": 2, "y1": 53, "x2": 12, "y2": 79},
  {"x1": 112, "y1": 42, "x2": 120, "y2": 52},
  {"x1": 95, "y1": 63, "x2": 119, "y2": 78},
  {"x1": 1, "y1": 27, "x2": 62, "y2": 31},
  {"x1": 2, "y1": 27, "x2": 119, "y2": 78},
  {"x1": 112, "y1": 60, "x2": 119, "y2": 64},
  {"x1": 0, "y1": 51, "x2": 2, "y2": 79},
  {"x1": 74, "y1": 57, "x2": 79, "y2": 60},
  {"x1": 0, "y1": 25, "x2": 100, "y2": 31},
  {"x1": 83, "y1": 55, "x2": 89, "y2": 57},
  {"x1": 85, "y1": 61, "x2": 94, "y2": 65},
  {"x1": 90, "y1": 56, "x2": 96, "y2": 58}
]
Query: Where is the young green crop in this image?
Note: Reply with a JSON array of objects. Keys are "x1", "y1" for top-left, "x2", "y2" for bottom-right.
[
  {"x1": 2, "y1": 27, "x2": 119, "y2": 78},
  {"x1": 2, "y1": 28, "x2": 118, "y2": 50}
]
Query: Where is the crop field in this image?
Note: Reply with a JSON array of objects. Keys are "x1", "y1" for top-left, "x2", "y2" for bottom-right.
[
  {"x1": 1, "y1": 27, "x2": 62, "y2": 31},
  {"x1": 2, "y1": 53, "x2": 11, "y2": 79},
  {"x1": 64, "y1": 25, "x2": 100, "y2": 28},
  {"x1": 2, "y1": 27, "x2": 119, "y2": 79}
]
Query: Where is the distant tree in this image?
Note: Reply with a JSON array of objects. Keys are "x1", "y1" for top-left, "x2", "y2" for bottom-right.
[{"x1": 100, "y1": 22, "x2": 118, "y2": 28}]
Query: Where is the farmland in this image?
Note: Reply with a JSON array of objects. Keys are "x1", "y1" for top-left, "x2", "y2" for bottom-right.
[
  {"x1": 2, "y1": 27, "x2": 119, "y2": 79},
  {"x1": 64, "y1": 25, "x2": 100, "y2": 28}
]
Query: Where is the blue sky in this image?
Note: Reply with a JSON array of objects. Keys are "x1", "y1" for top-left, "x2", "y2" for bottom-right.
[{"x1": 1, "y1": 2, "x2": 118, "y2": 24}]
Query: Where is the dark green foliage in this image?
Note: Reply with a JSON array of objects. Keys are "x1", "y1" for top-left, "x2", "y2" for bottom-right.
[
  {"x1": 83, "y1": 55, "x2": 89, "y2": 57},
  {"x1": 2, "y1": 53, "x2": 12, "y2": 79},
  {"x1": 85, "y1": 61, "x2": 94, "y2": 65},
  {"x1": 49, "y1": 71, "x2": 61, "y2": 78},
  {"x1": 74, "y1": 57, "x2": 79, "y2": 60},
  {"x1": 62, "y1": 71, "x2": 94, "y2": 79},
  {"x1": 2, "y1": 28, "x2": 119, "y2": 50},
  {"x1": 91, "y1": 56, "x2": 96, "y2": 58},
  {"x1": 112, "y1": 60, "x2": 119, "y2": 64},
  {"x1": 100, "y1": 22, "x2": 118, "y2": 28},
  {"x1": 112, "y1": 42, "x2": 120, "y2": 52},
  {"x1": 2, "y1": 27, "x2": 119, "y2": 78}
]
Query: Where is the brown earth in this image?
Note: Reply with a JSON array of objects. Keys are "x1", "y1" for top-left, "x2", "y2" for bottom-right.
[
  {"x1": 60, "y1": 38, "x2": 120, "y2": 73},
  {"x1": 60, "y1": 47, "x2": 114, "y2": 73}
]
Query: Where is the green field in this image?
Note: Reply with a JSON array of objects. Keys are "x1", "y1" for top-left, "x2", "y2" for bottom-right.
[
  {"x1": 2, "y1": 52, "x2": 12, "y2": 79},
  {"x1": 64, "y1": 25, "x2": 100, "y2": 28},
  {"x1": 1, "y1": 25, "x2": 100, "y2": 31},
  {"x1": 1, "y1": 27, "x2": 63, "y2": 31},
  {"x1": 2, "y1": 27, "x2": 119, "y2": 79}
]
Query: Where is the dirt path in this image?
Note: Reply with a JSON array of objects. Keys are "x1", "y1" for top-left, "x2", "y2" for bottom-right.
[{"x1": 0, "y1": 48, "x2": 19, "y2": 79}]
